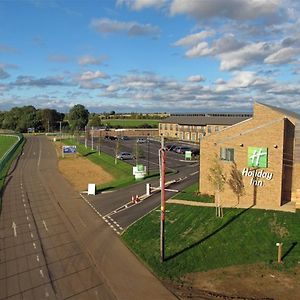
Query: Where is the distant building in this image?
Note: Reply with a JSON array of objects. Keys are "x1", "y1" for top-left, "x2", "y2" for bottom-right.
[
  {"x1": 159, "y1": 113, "x2": 252, "y2": 142},
  {"x1": 199, "y1": 102, "x2": 300, "y2": 212}
]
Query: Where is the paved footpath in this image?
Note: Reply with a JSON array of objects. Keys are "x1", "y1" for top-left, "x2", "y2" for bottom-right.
[{"x1": 0, "y1": 136, "x2": 178, "y2": 300}]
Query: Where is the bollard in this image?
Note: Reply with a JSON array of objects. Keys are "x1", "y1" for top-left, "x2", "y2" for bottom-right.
[
  {"x1": 276, "y1": 242, "x2": 283, "y2": 263},
  {"x1": 146, "y1": 183, "x2": 151, "y2": 196}
]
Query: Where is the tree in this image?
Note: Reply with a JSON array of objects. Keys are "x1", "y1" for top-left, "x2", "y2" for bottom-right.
[
  {"x1": 135, "y1": 142, "x2": 145, "y2": 165},
  {"x1": 68, "y1": 104, "x2": 89, "y2": 131},
  {"x1": 228, "y1": 162, "x2": 245, "y2": 205},
  {"x1": 208, "y1": 154, "x2": 226, "y2": 217},
  {"x1": 88, "y1": 114, "x2": 102, "y2": 127}
]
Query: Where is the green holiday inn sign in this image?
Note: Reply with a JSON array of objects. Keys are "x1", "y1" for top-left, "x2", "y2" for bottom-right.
[{"x1": 247, "y1": 147, "x2": 268, "y2": 168}]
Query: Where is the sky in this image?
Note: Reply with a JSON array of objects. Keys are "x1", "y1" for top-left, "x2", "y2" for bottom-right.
[{"x1": 1, "y1": 0, "x2": 300, "y2": 113}]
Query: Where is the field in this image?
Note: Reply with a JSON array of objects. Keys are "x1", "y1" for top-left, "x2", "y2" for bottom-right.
[
  {"x1": 0, "y1": 135, "x2": 18, "y2": 159},
  {"x1": 122, "y1": 204, "x2": 300, "y2": 298},
  {"x1": 102, "y1": 119, "x2": 160, "y2": 128}
]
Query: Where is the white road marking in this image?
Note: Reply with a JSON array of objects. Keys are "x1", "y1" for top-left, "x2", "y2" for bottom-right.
[
  {"x1": 42, "y1": 220, "x2": 48, "y2": 231},
  {"x1": 26, "y1": 216, "x2": 29, "y2": 221},
  {"x1": 37, "y1": 143, "x2": 42, "y2": 167},
  {"x1": 30, "y1": 233, "x2": 34, "y2": 238},
  {"x1": 12, "y1": 222, "x2": 17, "y2": 237},
  {"x1": 28, "y1": 223, "x2": 31, "y2": 229},
  {"x1": 33, "y1": 242, "x2": 36, "y2": 249},
  {"x1": 25, "y1": 209, "x2": 27, "y2": 214},
  {"x1": 39, "y1": 269, "x2": 44, "y2": 278},
  {"x1": 23, "y1": 203, "x2": 26, "y2": 207},
  {"x1": 36, "y1": 255, "x2": 40, "y2": 262}
]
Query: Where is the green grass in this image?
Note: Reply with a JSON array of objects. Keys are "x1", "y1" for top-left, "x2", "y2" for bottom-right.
[
  {"x1": 63, "y1": 139, "x2": 138, "y2": 191},
  {"x1": 0, "y1": 135, "x2": 18, "y2": 159},
  {"x1": 0, "y1": 137, "x2": 25, "y2": 212},
  {"x1": 122, "y1": 205, "x2": 300, "y2": 279},
  {"x1": 102, "y1": 119, "x2": 159, "y2": 128},
  {"x1": 172, "y1": 183, "x2": 214, "y2": 203}
]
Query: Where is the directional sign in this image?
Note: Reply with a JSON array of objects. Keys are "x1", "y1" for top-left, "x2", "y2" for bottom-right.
[{"x1": 63, "y1": 145, "x2": 77, "y2": 154}]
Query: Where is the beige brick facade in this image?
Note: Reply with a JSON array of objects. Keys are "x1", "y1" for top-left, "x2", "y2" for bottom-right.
[{"x1": 199, "y1": 103, "x2": 300, "y2": 211}]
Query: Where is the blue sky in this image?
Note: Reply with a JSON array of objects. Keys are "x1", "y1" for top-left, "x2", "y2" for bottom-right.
[{"x1": 1, "y1": 0, "x2": 300, "y2": 113}]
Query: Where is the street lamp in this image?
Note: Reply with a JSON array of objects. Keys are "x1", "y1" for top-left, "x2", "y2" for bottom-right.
[{"x1": 147, "y1": 134, "x2": 150, "y2": 176}]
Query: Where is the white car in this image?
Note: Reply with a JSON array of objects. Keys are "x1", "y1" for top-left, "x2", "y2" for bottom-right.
[
  {"x1": 116, "y1": 152, "x2": 135, "y2": 160},
  {"x1": 136, "y1": 138, "x2": 146, "y2": 143}
]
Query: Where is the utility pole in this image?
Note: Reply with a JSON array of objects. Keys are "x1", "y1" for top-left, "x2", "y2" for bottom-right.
[
  {"x1": 91, "y1": 126, "x2": 94, "y2": 150},
  {"x1": 98, "y1": 132, "x2": 101, "y2": 155},
  {"x1": 147, "y1": 137, "x2": 150, "y2": 175},
  {"x1": 159, "y1": 135, "x2": 166, "y2": 262},
  {"x1": 85, "y1": 126, "x2": 87, "y2": 148}
]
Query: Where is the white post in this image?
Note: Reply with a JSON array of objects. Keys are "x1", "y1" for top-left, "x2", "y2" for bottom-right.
[
  {"x1": 91, "y1": 126, "x2": 94, "y2": 150},
  {"x1": 146, "y1": 183, "x2": 151, "y2": 196}
]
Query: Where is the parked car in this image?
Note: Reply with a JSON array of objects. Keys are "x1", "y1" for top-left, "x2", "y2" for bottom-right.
[
  {"x1": 104, "y1": 135, "x2": 117, "y2": 140},
  {"x1": 120, "y1": 136, "x2": 129, "y2": 140},
  {"x1": 175, "y1": 146, "x2": 192, "y2": 154},
  {"x1": 165, "y1": 144, "x2": 177, "y2": 151},
  {"x1": 116, "y1": 152, "x2": 135, "y2": 160},
  {"x1": 191, "y1": 148, "x2": 200, "y2": 156},
  {"x1": 136, "y1": 137, "x2": 146, "y2": 143}
]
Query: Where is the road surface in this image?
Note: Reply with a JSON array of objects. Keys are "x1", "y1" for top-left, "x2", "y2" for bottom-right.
[{"x1": 0, "y1": 136, "x2": 177, "y2": 300}]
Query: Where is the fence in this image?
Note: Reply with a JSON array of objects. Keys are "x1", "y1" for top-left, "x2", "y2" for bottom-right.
[{"x1": 0, "y1": 133, "x2": 24, "y2": 174}]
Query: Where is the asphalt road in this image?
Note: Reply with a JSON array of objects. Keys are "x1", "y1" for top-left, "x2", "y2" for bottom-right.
[
  {"x1": 0, "y1": 136, "x2": 178, "y2": 300},
  {"x1": 82, "y1": 136, "x2": 199, "y2": 234}
]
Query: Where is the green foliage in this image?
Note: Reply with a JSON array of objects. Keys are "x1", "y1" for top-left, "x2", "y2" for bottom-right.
[
  {"x1": 122, "y1": 205, "x2": 300, "y2": 279},
  {"x1": 88, "y1": 114, "x2": 102, "y2": 127},
  {"x1": 208, "y1": 154, "x2": 226, "y2": 193},
  {"x1": 173, "y1": 183, "x2": 214, "y2": 203},
  {"x1": 68, "y1": 104, "x2": 89, "y2": 131},
  {"x1": 0, "y1": 135, "x2": 18, "y2": 158},
  {"x1": 0, "y1": 106, "x2": 64, "y2": 132},
  {"x1": 103, "y1": 119, "x2": 159, "y2": 128}
]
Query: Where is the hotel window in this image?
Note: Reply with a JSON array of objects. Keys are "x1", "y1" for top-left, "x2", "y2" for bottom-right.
[
  {"x1": 220, "y1": 148, "x2": 234, "y2": 162},
  {"x1": 175, "y1": 125, "x2": 178, "y2": 131},
  {"x1": 207, "y1": 126, "x2": 212, "y2": 133},
  {"x1": 215, "y1": 126, "x2": 219, "y2": 132}
]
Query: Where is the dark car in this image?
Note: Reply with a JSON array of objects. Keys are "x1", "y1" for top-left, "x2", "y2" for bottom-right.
[
  {"x1": 165, "y1": 144, "x2": 177, "y2": 151},
  {"x1": 104, "y1": 135, "x2": 117, "y2": 140},
  {"x1": 191, "y1": 148, "x2": 200, "y2": 156},
  {"x1": 175, "y1": 146, "x2": 192, "y2": 154}
]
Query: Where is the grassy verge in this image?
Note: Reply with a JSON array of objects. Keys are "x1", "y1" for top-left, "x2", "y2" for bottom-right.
[
  {"x1": 102, "y1": 119, "x2": 159, "y2": 128},
  {"x1": 172, "y1": 183, "x2": 214, "y2": 203},
  {"x1": 0, "y1": 135, "x2": 18, "y2": 158},
  {"x1": 0, "y1": 139, "x2": 25, "y2": 211},
  {"x1": 122, "y1": 205, "x2": 300, "y2": 279},
  {"x1": 62, "y1": 139, "x2": 138, "y2": 191}
]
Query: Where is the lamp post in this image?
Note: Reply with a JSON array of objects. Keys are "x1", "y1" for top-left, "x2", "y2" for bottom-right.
[{"x1": 147, "y1": 134, "x2": 150, "y2": 176}]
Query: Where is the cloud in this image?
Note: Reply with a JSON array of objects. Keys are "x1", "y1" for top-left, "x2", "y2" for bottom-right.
[
  {"x1": 90, "y1": 18, "x2": 160, "y2": 37},
  {"x1": 170, "y1": 0, "x2": 283, "y2": 23},
  {"x1": 173, "y1": 30, "x2": 215, "y2": 47},
  {"x1": 0, "y1": 44, "x2": 18, "y2": 53},
  {"x1": 187, "y1": 75, "x2": 205, "y2": 82},
  {"x1": 79, "y1": 70, "x2": 108, "y2": 81},
  {"x1": 264, "y1": 47, "x2": 300, "y2": 64},
  {"x1": 48, "y1": 54, "x2": 71, "y2": 63},
  {"x1": 12, "y1": 75, "x2": 71, "y2": 87},
  {"x1": 117, "y1": 0, "x2": 167, "y2": 10},
  {"x1": 0, "y1": 68, "x2": 10, "y2": 79},
  {"x1": 78, "y1": 54, "x2": 107, "y2": 66}
]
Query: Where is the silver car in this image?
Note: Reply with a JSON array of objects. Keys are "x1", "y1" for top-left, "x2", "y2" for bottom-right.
[{"x1": 116, "y1": 152, "x2": 135, "y2": 160}]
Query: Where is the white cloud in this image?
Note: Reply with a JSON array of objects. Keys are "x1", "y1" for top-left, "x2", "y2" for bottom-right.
[
  {"x1": 186, "y1": 42, "x2": 214, "y2": 58},
  {"x1": 173, "y1": 30, "x2": 215, "y2": 47},
  {"x1": 78, "y1": 55, "x2": 106, "y2": 66},
  {"x1": 79, "y1": 71, "x2": 108, "y2": 81},
  {"x1": 90, "y1": 18, "x2": 160, "y2": 37},
  {"x1": 264, "y1": 47, "x2": 300, "y2": 64},
  {"x1": 219, "y1": 42, "x2": 274, "y2": 70},
  {"x1": 117, "y1": 0, "x2": 166, "y2": 10},
  {"x1": 170, "y1": 0, "x2": 282, "y2": 22},
  {"x1": 187, "y1": 75, "x2": 205, "y2": 82}
]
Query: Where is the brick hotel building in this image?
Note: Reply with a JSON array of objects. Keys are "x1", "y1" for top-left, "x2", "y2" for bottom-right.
[{"x1": 199, "y1": 103, "x2": 300, "y2": 211}]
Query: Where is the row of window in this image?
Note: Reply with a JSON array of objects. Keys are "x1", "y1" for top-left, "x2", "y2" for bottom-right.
[
  {"x1": 159, "y1": 123, "x2": 224, "y2": 133},
  {"x1": 220, "y1": 148, "x2": 234, "y2": 161}
]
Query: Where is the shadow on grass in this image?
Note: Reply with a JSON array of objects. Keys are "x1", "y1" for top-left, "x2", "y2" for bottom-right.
[
  {"x1": 282, "y1": 242, "x2": 297, "y2": 261},
  {"x1": 166, "y1": 205, "x2": 254, "y2": 261},
  {"x1": 82, "y1": 151, "x2": 97, "y2": 157}
]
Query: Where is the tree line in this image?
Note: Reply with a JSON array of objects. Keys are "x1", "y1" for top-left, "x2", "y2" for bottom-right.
[{"x1": 0, "y1": 104, "x2": 89, "y2": 133}]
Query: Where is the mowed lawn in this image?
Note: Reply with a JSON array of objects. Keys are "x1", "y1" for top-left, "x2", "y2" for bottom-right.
[
  {"x1": 102, "y1": 119, "x2": 160, "y2": 128},
  {"x1": 0, "y1": 135, "x2": 18, "y2": 159},
  {"x1": 122, "y1": 204, "x2": 300, "y2": 279}
]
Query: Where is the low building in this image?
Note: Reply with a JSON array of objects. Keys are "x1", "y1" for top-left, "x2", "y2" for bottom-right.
[
  {"x1": 159, "y1": 113, "x2": 252, "y2": 142},
  {"x1": 199, "y1": 102, "x2": 300, "y2": 211}
]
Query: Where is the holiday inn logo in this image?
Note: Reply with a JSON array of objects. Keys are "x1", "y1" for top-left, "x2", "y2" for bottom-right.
[{"x1": 248, "y1": 147, "x2": 268, "y2": 168}]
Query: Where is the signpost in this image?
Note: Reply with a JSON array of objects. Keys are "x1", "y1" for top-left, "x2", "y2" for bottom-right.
[{"x1": 62, "y1": 145, "x2": 76, "y2": 158}]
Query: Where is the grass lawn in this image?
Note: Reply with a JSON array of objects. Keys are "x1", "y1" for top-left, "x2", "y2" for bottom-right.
[
  {"x1": 172, "y1": 183, "x2": 214, "y2": 203},
  {"x1": 63, "y1": 139, "x2": 158, "y2": 191},
  {"x1": 0, "y1": 135, "x2": 18, "y2": 159},
  {"x1": 102, "y1": 119, "x2": 159, "y2": 128},
  {"x1": 122, "y1": 205, "x2": 300, "y2": 279}
]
